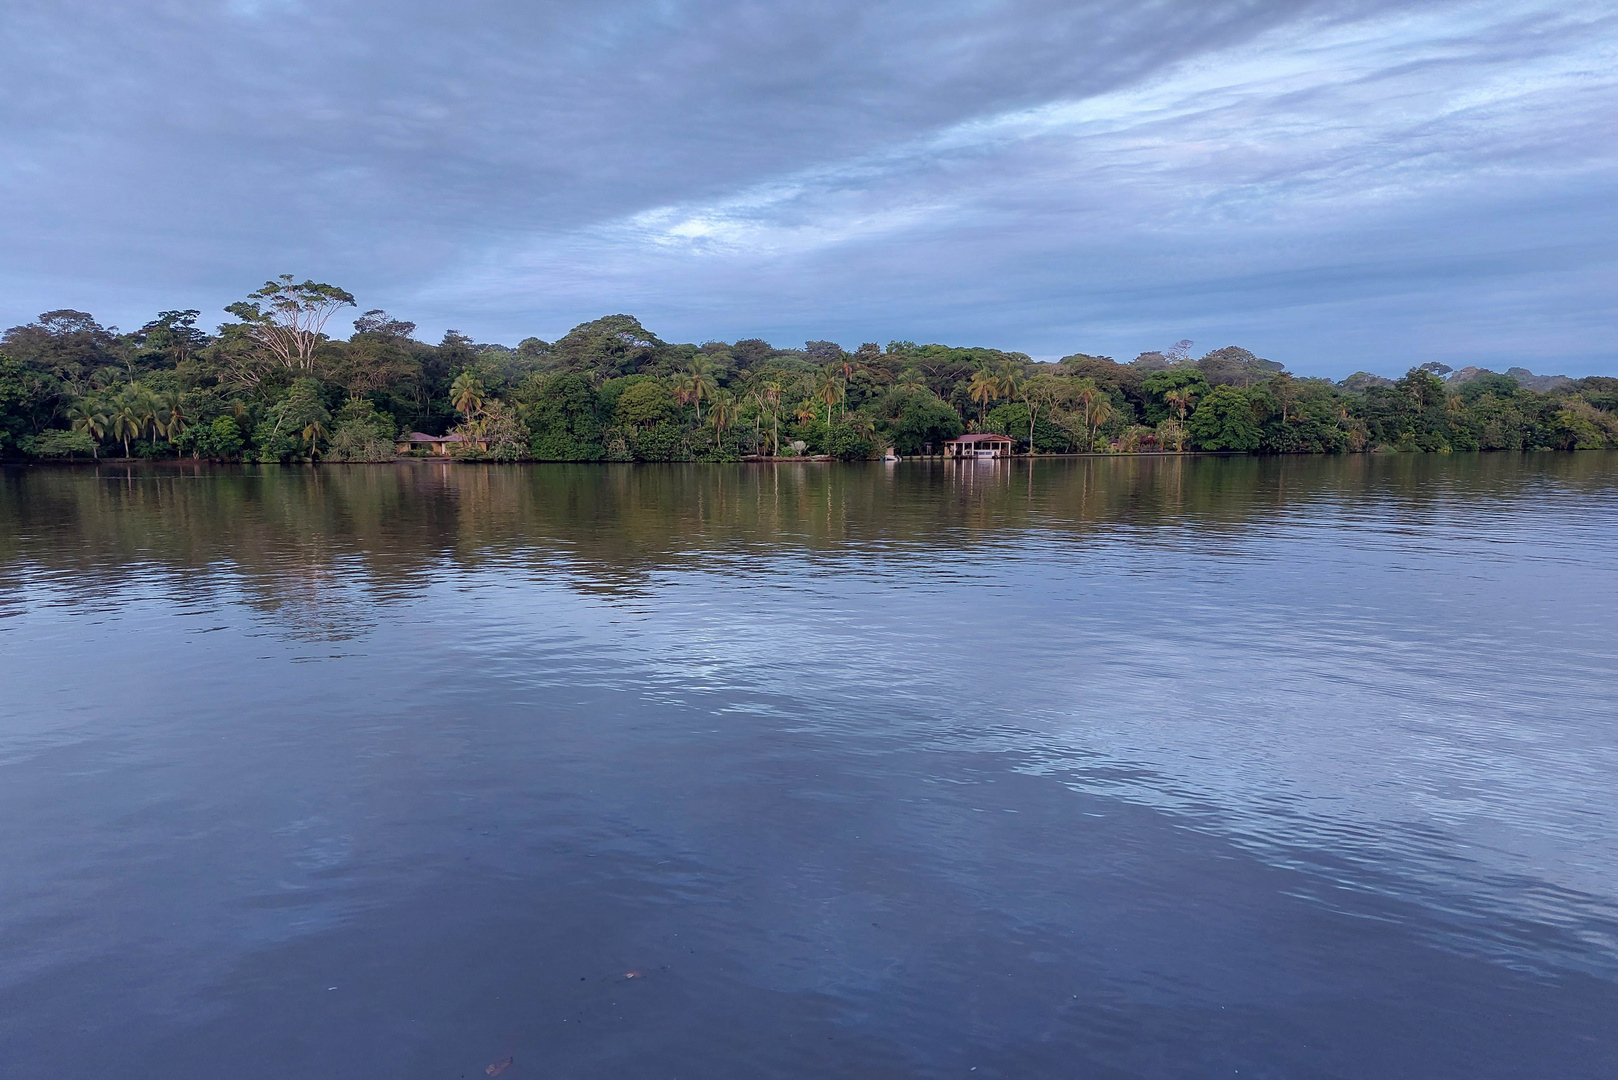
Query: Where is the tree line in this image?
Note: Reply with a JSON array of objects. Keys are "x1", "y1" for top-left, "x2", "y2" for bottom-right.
[{"x1": 2, "y1": 278, "x2": 1616, "y2": 463}]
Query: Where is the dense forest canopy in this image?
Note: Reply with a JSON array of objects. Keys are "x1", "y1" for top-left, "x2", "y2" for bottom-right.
[{"x1": 3, "y1": 281, "x2": 1616, "y2": 462}]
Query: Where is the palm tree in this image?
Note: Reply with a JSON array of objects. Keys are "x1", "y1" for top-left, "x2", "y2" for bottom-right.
[
  {"x1": 302, "y1": 417, "x2": 328, "y2": 458},
  {"x1": 995, "y1": 361, "x2": 1023, "y2": 402},
  {"x1": 449, "y1": 371, "x2": 485, "y2": 419},
  {"x1": 761, "y1": 380, "x2": 783, "y2": 455},
  {"x1": 813, "y1": 365, "x2": 845, "y2": 426},
  {"x1": 134, "y1": 386, "x2": 166, "y2": 443},
  {"x1": 836, "y1": 355, "x2": 867, "y2": 417},
  {"x1": 708, "y1": 390, "x2": 738, "y2": 442},
  {"x1": 1155, "y1": 417, "x2": 1187, "y2": 452},
  {"x1": 1163, "y1": 387, "x2": 1195, "y2": 430},
  {"x1": 683, "y1": 358, "x2": 719, "y2": 422},
  {"x1": 1066, "y1": 380, "x2": 1114, "y2": 450},
  {"x1": 161, "y1": 391, "x2": 188, "y2": 447},
  {"x1": 671, "y1": 372, "x2": 696, "y2": 412},
  {"x1": 110, "y1": 396, "x2": 142, "y2": 458},
  {"x1": 994, "y1": 362, "x2": 1025, "y2": 450},
  {"x1": 1087, "y1": 396, "x2": 1114, "y2": 449},
  {"x1": 69, "y1": 400, "x2": 108, "y2": 459},
  {"x1": 967, "y1": 368, "x2": 1000, "y2": 422},
  {"x1": 1072, "y1": 381, "x2": 1102, "y2": 450}
]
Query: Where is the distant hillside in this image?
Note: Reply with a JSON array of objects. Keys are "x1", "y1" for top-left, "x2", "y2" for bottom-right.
[{"x1": 1448, "y1": 366, "x2": 1573, "y2": 392}]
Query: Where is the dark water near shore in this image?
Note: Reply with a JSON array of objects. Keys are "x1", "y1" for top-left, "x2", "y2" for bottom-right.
[{"x1": 3, "y1": 454, "x2": 1617, "y2": 1079}]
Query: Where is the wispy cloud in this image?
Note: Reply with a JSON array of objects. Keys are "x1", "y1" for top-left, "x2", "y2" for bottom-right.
[{"x1": 1, "y1": 1, "x2": 1614, "y2": 372}]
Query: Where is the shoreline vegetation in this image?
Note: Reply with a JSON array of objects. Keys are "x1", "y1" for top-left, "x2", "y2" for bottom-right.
[{"x1": 4, "y1": 277, "x2": 1617, "y2": 465}]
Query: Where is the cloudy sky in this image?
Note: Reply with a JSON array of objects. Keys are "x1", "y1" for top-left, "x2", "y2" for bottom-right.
[{"x1": 2, "y1": 1, "x2": 1615, "y2": 375}]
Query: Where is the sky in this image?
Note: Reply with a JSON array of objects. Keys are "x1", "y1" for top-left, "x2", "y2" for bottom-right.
[{"x1": 2, "y1": 1, "x2": 1615, "y2": 377}]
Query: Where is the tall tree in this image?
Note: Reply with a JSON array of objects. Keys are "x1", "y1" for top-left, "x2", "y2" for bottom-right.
[
  {"x1": 682, "y1": 357, "x2": 719, "y2": 422},
  {"x1": 967, "y1": 367, "x2": 1000, "y2": 423},
  {"x1": 1071, "y1": 379, "x2": 1112, "y2": 450},
  {"x1": 225, "y1": 276, "x2": 356, "y2": 373},
  {"x1": 67, "y1": 399, "x2": 108, "y2": 458},
  {"x1": 136, "y1": 310, "x2": 208, "y2": 367},
  {"x1": 450, "y1": 372, "x2": 486, "y2": 420},
  {"x1": 110, "y1": 392, "x2": 141, "y2": 457},
  {"x1": 1022, "y1": 372, "x2": 1069, "y2": 455},
  {"x1": 1186, "y1": 385, "x2": 1262, "y2": 451},
  {"x1": 1, "y1": 310, "x2": 124, "y2": 398},
  {"x1": 707, "y1": 390, "x2": 738, "y2": 441},
  {"x1": 1163, "y1": 387, "x2": 1196, "y2": 428},
  {"x1": 814, "y1": 365, "x2": 845, "y2": 426}
]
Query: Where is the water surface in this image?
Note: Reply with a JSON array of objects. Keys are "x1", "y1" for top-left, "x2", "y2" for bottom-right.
[{"x1": 3, "y1": 455, "x2": 1616, "y2": 1078}]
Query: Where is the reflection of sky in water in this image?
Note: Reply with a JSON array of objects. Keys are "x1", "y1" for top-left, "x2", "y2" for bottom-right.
[
  {"x1": 3, "y1": 457, "x2": 1618, "y2": 1072},
  {"x1": 433, "y1": 491, "x2": 1618, "y2": 974}
]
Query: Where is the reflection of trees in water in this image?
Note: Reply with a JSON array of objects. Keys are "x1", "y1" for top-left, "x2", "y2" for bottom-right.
[{"x1": 1, "y1": 455, "x2": 1614, "y2": 633}]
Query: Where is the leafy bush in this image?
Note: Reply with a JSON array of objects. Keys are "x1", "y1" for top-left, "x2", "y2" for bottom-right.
[
  {"x1": 879, "y1": 389, "x2": 963, "y2": 454},
  {"x1": 523, "y1": 373, "x2": 605, "y2": 461},
  {"x1": 825, "y1": 422, "x2": 877, "y2": 460},
  {"x1": 1187, "y1": 386, "x2": 1262, "y2": 451},
  {"x1": 326, "y1": 400, "x2": 398, "y2": 462},
  {"x1": 628, "y1": 420, "x2": 690, "y2": 461},
  {"x1": 254, "y1": 379, "x2": 330, "y2": 461},
  {"x1": 21, "y1": 428, "x2": 98, "y2": 459},
  {"x1": 177, "y1": 416, "x2": 246, "y2": 460}
]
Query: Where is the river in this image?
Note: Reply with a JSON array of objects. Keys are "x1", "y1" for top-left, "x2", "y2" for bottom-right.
[{"x1": 2, "y1": 455, "x2": 1616, "y2": 1078}]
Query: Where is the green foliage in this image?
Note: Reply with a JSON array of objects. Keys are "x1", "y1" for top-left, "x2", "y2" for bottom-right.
[
  {"x1": 522, "y1": 373, "x2": 606, "y2": 461},
  {"x1": 175, "y1": 416, "x2": 246, "y2": 461},
  {"x1": 21, "y1": 428, "x2": 98, "y2": 459},
  {"x1": 878, "y1": 388, "x2": 964, "y2": 454},
  {"x1": 1, "y1": 310, "x2": 126, "y2": 391},
  {"x1": 627, "y1": 420, "x2": 690, "y2": 462},
  {"x1": 549, "y1": 315, "x2": 665, "y2": 378},
  {"x1": 1187, "y1": 385, "x2": 1262, "y2": 451},
  {"x1": 1142, "y1": 368, "x2": 1211, "y2": 425},
  {"x1": 135, "y1": 310, "x2": 208, "y2": 369},
  {"x1": 1195, "y1": 346, "x2": 1284, "y2": 387},
  {"x1": 481, "y1": 401, "x2": 531, "y2": 462},
  {"x1": 984, "y1": 402, "x2": 1071, "y2": 452},
  {"x1": 225, "y1": 276, "x2": 356, "y2": 374},
  {"x1": 3, "y1": 287, "x2": 1615, "y2": 466},
  {"x1": 255, "y1": 379, "x2": 330, "y2": 462},
  {"x1": 614, "y1": 379, "x2": 676, "y2": 428},
  {"x1": 447, "y1": 399, "x2": 531, "y2": 461},
  {"x1": 1547, "y1": 401, "x2": 1618, "y2": 450},
  {"x1": 326, "y1": 401, "x2": 397, "y2": 462},
  {"x1": 0, "y1": 351, "x2": 31, "y2": 455},
  {"x1": 1456, "y1": 372, "x2": 1520, "y2": 402},
  {"x1": 1254, "y1": 376, "x2": 1352, "y2": 453},
  {"x1": 825, "y1": 419, "x2": 878, "y2": 460}
]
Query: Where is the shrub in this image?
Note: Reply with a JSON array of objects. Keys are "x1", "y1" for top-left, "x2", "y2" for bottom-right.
[
  {"x1": 1187, "y1": 386, "x2": 1262, "y2": 451},
  {"x1": 325, "y1": 400, "x2": 397, "y2": 462},
  {"x1": 22, "y1": 429, "x2": 98, "y2": 459}
]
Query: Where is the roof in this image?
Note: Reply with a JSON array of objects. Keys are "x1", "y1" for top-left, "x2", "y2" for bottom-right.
[
  {"x1": 402, "y1": 432, "x2": 468, "y2": 443},
  {"x1": 946, "y1": 433, "x2": 1015, "y2": 444}
]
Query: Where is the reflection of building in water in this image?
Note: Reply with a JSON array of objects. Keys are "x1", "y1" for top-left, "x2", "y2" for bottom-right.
[{"x1": 943, "y1": 433, "x2": 1015, "y2": 459}]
